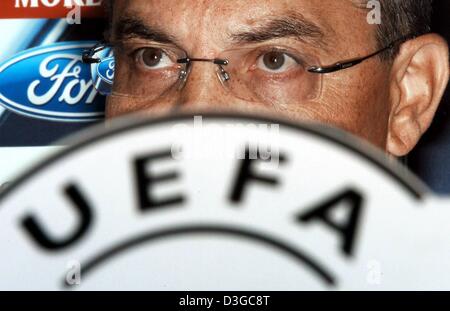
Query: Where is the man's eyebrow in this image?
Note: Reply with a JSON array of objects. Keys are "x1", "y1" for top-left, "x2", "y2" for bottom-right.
[
  {"x1": 112, "y1": 15, "x2": 177, "y2": 44},
  {"x1": 230, "y1": 12, "x2": 328, "y2": 48}
]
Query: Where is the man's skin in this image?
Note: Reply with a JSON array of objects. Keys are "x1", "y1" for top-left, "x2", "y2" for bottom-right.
[{"x1": 107, "y1": 0, "x2": 449, "y2": 156}]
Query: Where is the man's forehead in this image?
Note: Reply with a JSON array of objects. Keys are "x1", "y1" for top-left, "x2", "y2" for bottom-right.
[
  {"x1": 113, "y1": 0, "x2": 366, "y2": 31},
  {"x1": 112, "y1": 0, "x2": 374, "y2": 53}
]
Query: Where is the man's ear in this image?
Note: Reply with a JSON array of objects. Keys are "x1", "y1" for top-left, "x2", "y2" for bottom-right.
[{"x1": 387, "y1": 33, "x2": 449, "y2": 156}]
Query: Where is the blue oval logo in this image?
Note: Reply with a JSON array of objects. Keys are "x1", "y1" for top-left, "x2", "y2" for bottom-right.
[
  {"x1": 0, "y1": 41, "x2": 105, "y2": 122},
  {"x1": 94, "y1": 56, "x2": 114, "y2": 96},
  {"x1": 97, "y1": 57, "x2": 115, "y2": 85}
]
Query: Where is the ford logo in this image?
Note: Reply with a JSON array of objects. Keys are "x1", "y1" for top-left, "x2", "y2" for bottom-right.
[
  {"x1": 0, "y1": 41, "x2": 105, "y2": 122},
  {"x1": 93, "y1": 56, "x2": 114, "y2": 96}
]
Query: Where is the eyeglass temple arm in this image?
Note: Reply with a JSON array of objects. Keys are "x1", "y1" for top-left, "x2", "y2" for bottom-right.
[
  {"x1": 307, "y1": 34, "x2": 416, "y2": 74},
  {"x1": 307, "y1": 44, "x2": 394, "y2": 74}
]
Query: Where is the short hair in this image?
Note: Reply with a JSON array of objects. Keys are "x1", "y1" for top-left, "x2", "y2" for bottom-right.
[
  {"x1": 105, "y1": 0, "x2": 433, "y2": 60},
  {"x1": 374, "y1": 0, "x2": 433, "y2": 59}
]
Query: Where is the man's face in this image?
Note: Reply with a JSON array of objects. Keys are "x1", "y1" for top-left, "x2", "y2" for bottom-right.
[{"x1": 106, "y1": 0, "x2": 442, "y2": 153}]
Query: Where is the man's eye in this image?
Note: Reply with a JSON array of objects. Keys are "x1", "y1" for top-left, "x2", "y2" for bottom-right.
[
  {"x1": 136, "y1": 47, "x2": 174, "y2": 69},
  {"x1": 256, "y1": 51, "x2": 299, "y2": 73}
]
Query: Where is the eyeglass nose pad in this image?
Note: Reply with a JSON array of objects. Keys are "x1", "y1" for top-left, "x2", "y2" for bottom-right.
[
  {"x1": 176, "y1": 66, "x2": 190, "y2": 91},
  {"x1": 178, "y1": 70, "x2": 188, "y2": 81},
  {"x1": 217, "y1": 65, "x2": 230, "y2": 84}
]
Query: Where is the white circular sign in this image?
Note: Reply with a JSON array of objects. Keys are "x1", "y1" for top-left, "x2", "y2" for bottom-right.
[{"x1": 1, "y1": 113, "x2": 448, "y2": 290}]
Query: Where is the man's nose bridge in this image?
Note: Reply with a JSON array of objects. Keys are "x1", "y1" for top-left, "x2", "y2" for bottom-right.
[{"x1": 179, "y1": 61, "x2": 230, "y2": 108}]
